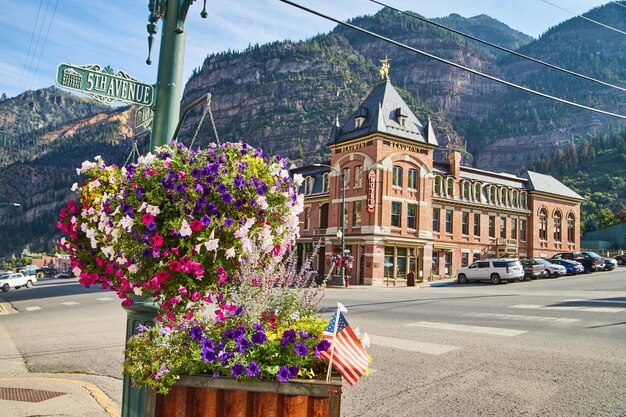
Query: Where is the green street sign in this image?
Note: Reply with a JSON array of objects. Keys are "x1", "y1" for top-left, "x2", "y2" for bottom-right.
[
  {"x1": 135, "y1": 106, "x2": 154, "y2": 129},
  {"x1": 55, "y1": 63, "x2": 154, "y2": 106}
]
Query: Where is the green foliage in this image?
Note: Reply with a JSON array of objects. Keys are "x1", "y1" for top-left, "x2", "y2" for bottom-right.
[{"x1": 528, "y1": 129, "x2": 626, "y2": 231}]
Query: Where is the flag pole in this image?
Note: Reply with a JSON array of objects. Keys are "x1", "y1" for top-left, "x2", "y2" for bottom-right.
[{"x1": 325, "y1": 306, "x2": 341, "y2": 382}]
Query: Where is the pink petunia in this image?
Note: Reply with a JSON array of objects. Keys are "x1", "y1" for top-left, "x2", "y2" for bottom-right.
[
  {"x1": 152, "y1": 233, "x2": 164, "y2": 247},
  {"x1": 169, "y1": 260, "x2": 182, "y2": 271},
  {"x1": 141, "y1": 213, "x2": 155, "y2": 225},
  {"x1": 156, "y1": 271, "x2": 170, "y2": 281},
  {"x1": 189, "y1": 220, "x2": 203, "y2": 232}
]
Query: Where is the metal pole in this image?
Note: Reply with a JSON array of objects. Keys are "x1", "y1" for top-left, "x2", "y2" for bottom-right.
[
  {"x1": 340, "y1": 171, "x2": 345, "y2": 287},
  {"x1": 150, "y1": 0, "x2": 190, "y2": 151}
]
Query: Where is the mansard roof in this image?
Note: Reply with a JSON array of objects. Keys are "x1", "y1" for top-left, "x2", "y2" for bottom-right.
[
  {"x1": 520, "y1": 171, "x2": 583, "y2": 200},
  {"x1": 328, "y1": 79, "x2": 438, "y2": 147}
]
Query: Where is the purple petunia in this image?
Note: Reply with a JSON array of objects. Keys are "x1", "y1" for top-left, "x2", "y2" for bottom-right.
[
  {"x1": 237, "y1": 336, "x2": 251, "y2": 350},
  {"x1": 230, "y1": 363, "x2": 245, "y2": 377},
  {"x1": 276, "y1": 366, "x2": 290, "y2": 383},
  {"x1": 200, "y1": 214, "x2": 212, "y2": 227},
  {"x1": 221, "y1": 192, "x2": 233, "y2": 204},
  {"x1": 246, "y1": 361, "x2": 260, "y2": 377},
  {"x1": 233, "y1": 175, "x2": 246, "y2": 189},
  {"x1": 200, "y1": 337, "x2": 215, "y2": 350},
  {"x1": 251, "y1": 331, "x2": 267, "y2": 345},
  {"x1": 189, "y1": 326, "x2": 203, "y2": 340},
  {"x1": 294, "y1": 342, "x2": 308, "y2": 357},
  {"x1": 217, "y1": 183, "x2": 228, "y2": 195},
  {"x1": 256, "y1": 183, "x2": 268, "y2": 196},
  {"x1": 281, "y1": 329, "x2": 296, "y2": 346},
  {"x1": 224, "y1": 217, "x2": 233, "y2": 228},
  {"x1": 253, "y1": 323, "x2": 265, "y2": 332},
  {"x1": 234, "y1": 199, "x2": 245, "y2": 210},
  {"x1": 141, "y1": 248, "x2": 154, "y2": 258},
  {"x1": 288, "y1": 365, "x2": 300, "y2": 378},
  {"x1": 207, "y1": 202, "x2": 218, "y2": 214},
  {"x1": 135, "y1": 187, "x2": 145, "y2": 200},
  {"x1": 201, "y1": 348, "x2": 216, "y2": 363},
  {"x1": 297, "y1": 330, "x2": 310, "y2": 339},
  {"x1": 219, "y1": 351, "x2": 234, "y2": 366}
]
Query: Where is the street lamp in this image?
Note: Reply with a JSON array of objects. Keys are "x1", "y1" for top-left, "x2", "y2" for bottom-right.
[
  {"x1": 314, "y1": 163, "x2": 345, "y2": 286},
  {"x1": 0, "y1": 203, "x2": 20, "y2": 207}
]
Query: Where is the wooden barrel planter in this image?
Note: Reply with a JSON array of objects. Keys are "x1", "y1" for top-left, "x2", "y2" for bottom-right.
[{"x1": 144, "y1": 375, "x2": 342, "y2": 417}]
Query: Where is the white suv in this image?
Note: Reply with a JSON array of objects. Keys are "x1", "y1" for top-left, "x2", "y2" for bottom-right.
[
  {"x1": 0, "y1": 272, "x2": 36, "y2": 292},
  {"x1": 457, "y1": 258, "x2": 524, "y2": 285}
]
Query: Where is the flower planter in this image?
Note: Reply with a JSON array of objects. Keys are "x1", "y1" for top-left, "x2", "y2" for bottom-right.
[{"x1": 144, "y1": 376, "x2": 342, "y2": 417}]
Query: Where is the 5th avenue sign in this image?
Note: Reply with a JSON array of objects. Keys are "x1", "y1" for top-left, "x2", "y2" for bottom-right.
[{"x1": 55, "y1": 63, "x2": 154, "y2": 106}]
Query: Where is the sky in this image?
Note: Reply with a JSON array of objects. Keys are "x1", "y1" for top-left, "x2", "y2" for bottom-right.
[{"x1": 0, "y1": 0, "x2": 614, "y2": 99}]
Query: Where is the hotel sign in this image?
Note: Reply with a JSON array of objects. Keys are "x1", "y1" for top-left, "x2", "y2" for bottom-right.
[
  {"x1": 367, "y1": 170, "x2": 376, "y2": 213},
  {"x1": 55, "y1": 64, "x2": 154, "y2": 106}
]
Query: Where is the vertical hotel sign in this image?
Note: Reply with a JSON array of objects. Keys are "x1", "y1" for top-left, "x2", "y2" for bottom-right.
[{"x1": 367, "y1": 170, "x2": 376, "y2": 213}]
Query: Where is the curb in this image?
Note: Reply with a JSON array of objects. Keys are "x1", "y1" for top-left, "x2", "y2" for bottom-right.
[
  {"x1": 429, "y1": 281, "x2": 457, "y2": 287},
  {"x1": 0, "y1": 376, "x2": 121, "y2": 417}
]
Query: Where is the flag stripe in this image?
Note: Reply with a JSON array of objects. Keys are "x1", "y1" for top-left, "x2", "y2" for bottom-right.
[{"x1": 321, "y1": 311, "x2": 369, "y2": 386}]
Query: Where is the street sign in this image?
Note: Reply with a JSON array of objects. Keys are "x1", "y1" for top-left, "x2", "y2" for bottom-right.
[
  {"x1": 55, "y1": 64, "x2": 154, "y2": 106},
  {"x1": 135, "y1": 106, "x2": 154, "y2": 129}
]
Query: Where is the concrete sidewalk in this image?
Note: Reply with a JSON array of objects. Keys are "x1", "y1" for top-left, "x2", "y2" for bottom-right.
[{"x1": 0, "y1": 299, "x2": 122, "y2": 417}]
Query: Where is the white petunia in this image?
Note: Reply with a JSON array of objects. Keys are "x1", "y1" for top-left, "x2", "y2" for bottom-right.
[
  {"x1": 257, "y1": 196, "x2": 269, "y2": 210},
  {"x1": 293, "y1": 173, "x2": 304, "y2": 186},
  {"x1": 128, "y1": 264, "x2": 139, "y2": 274},
  {"x1": 71, "y1": 182, "x2": 79, "y2": 192},
  {"x1": 225, "y1": 248, "x2": 236, "y2": 259},
  {"x1": 180, "y1": 219, "x2": 192, "y2": 237},
  {"x1": 101, "y1": 246, "x2": 115, "y2": 260},
  {"x1": 118, "y1": 215, "x2": 134, "y2": 232},
  {"x1": 77, "y1": 160, "x2": 97, "y2": 174},
  {"x1": 72, "y1": 266, "x2": 82, "y2": 277},
  {"x1": 145, "y1": 204, "x2": 160, "y2": 216},
  {"x1": 133, "y1": 287, "x2": 143, "y2": 296}
]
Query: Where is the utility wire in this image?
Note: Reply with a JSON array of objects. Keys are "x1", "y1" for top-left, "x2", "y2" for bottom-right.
[
  {"x1": 19, "y1": 0, "x2": 45, "y2": 92},
  {"x1": 540, "y1": 0, "x2": 626, "y2": 36},
  {"x1": 21, "y1": 0, "x2": 53, "y2": 92},
  {"x1": 28, "y1": 0, "x2": 59, "y2": 90},
  {"x1": 371, "y1": 0, "x2": 626, "y2": 93},
  {"x1": 611, "y1": 1, "x2": 626, "y2": 10},
  {"x1": 277, "y1": 0, "x2": 626, "y2": 121}
]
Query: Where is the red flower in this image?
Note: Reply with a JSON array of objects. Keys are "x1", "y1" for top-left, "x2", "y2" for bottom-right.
[
  {"x1": 156, "y1": 271, "x2": 170, "y2": 281},
  {"x1": 169, "y1": 260, "x2": 182, "y2": 272},
  {"x1": 152, "y1": 233, "x2": 164, "y2": 247},
  {"x1": 189, "y1": 220, "x2": 203, "y2": 232},
  {"x1": 141, "y1": 213, "x2": 155, "y2": 225}
]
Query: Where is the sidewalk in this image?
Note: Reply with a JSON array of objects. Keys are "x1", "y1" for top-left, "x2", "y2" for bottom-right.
[{"x1": 0, "y1": 299, "x2": 122, "y2": 417}]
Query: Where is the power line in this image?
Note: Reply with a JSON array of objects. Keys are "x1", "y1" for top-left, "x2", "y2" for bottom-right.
[
  {"x1": 28, "y1": 0, "x2": 60, "y2": 90},
  {"x1": 611, "y1": 1, "x2": 626, "y2": 10},
  {"x1": 18, "y1": 0, "x2": 45, "y2": 92},
  {"x1": 21, "y1": 0, "x2": 53, "y2": 92},
  {"x1": 371, "y1": 0, "x2": 626, "y2": 93},
  {"x1": 277, "y1": 0, "x2": 626, "y2": 121},
  {"x1": 540, "y1": 0, "x2": 626, "y2": 36}
]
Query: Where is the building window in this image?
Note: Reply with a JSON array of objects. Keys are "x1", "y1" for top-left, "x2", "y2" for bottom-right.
[
  {"x1": 461, "y1": 252, "x2": 469, "y2": 267},
  {"x1": 567, "y1": 213, "x2": 575, "y2": 243},
  {"x1": 432, "y1": 251, "x2": 439, "y2": 275},
  {"x1": 338, "y1": 204, "x2": 347, "y2": 229},
  {"x1": 489, "y1": 186, "x2": 496, "y2": 204},
  {"x1": 474, "y1": 183, "x2": 482, "y2": 202},
  {"x1": 472, "y1": 253, "x2": 480, "y2": 262},
  {"x1": 462, "y1": 181, "x2": 470, "y2": 200},
  {"x1": 303, "y1": 176, "x2": 312, "y2": 194},
  {"x1": 354, "y1": 165, "x2": 363, "y2": 188},
  {"x1": 473, "y1": 213, "x2": 481, "y2": 237},
  {"x1": 446, "y1": 178, "x2": 454, "y2": 197},
  {"x1": 539, "y1": 208, "x2": 547, "y2": 240},
  {"x1": 352, "y1": 201, "x2": 362, "y2": 227},
  {"x1": 462, "y1": 212, "x2": 469, "y2": 235},
  {"x1": 500, "y1": 216, "x2": 506, "y2": 238},
  {"x1": 407, "y1": 204, "x2": 417, "y2": 229},
  {"x1": 408, "y1": 168, "x2": 418, "y2": 190},
  {"x1": 445, "y1": 209, "x2": 453, "y2": 234},
  {"x1": 434, "y1": 176, "x2": 442, "y2": 196},
  {"x1": 342, "y1": 168, "x2": 350, "y2": 189},
  {"x1": 489, "y1": 216, "x2": 495, "y2": 238},
  {"x1": 396, "y1": 248, "x2": 407, "y2": 278},
  {"x1": 520, "y1": 219, "x2": 527, "y2": 242},
  {"x1": 521, "y1": 192, "x2": 528, "y2": 209},
  {"x1": 391, "y1": 202, "x2": 401, "y2": 227},
  {"x1": 384, "y1": 247, "x2": 394, "y2": 279},
  {"x1": 433, "y1": 208, "x2": 440, "y2": 233},
  {"x1": 322, "y1": 173, "x2": 329, "y2": 193},
  {"x1": 384, "y1": 246, "x2": 413, "y2": 280},
  {"x1": 512, "y1": 190, "x2": 519, "y2": 207},
  {"x1": 392, "y1": 166, "x2": 403, "y2": 187},
  {"x1": 304, "y1": 207, "x2": 310, "y2": 230},
  {"x1": 511, "y1": 218, "x2": 518, "y2": 241},
  {"x1": 554, "y1": 211, "x2": 562, "y2": 242},
  {"x1": 444, "y1": 252, "x2": 452, "y2": 276}
]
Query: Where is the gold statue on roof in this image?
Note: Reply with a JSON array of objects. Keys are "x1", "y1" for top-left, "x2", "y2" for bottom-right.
[{"x1": 379, "y1": 56, "x2": 391, "y2": 80}]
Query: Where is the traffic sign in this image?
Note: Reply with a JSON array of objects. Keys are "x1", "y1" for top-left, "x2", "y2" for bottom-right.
[{"x1": 55, "y1": 64, "x2": 154, "y2": 106}]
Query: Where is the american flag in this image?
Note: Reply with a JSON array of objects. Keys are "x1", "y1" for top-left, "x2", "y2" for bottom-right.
[{"x1": 321, "y1": 311, "x2": 370, "y2": 386}]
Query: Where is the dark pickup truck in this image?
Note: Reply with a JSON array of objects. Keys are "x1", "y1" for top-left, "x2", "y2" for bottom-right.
[{"x1": 551, "y1": 251, "x2": 604, "y2": 273}]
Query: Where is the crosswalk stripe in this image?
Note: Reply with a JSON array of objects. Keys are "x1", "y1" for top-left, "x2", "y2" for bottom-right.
[
  {"x1": 96, "y1": 297, "x2": 115, "y2": 301},
  {"x1": 25, "y1": 306, "x2": 41, "y2": 311},
  {"x1": 465, "y1": 312, "x2": 579, "y2": 323},
  {"x1": 511, "y1": 304, "x2": 625, "y2": 313},
  {"x1": 61, "y1": 301, "x2": 79, "y2": 306},
  {"x1": 371, "y1": 334, "x2": 459, "y2": 355},
  {"x1": 407, "y1": 321, "x2": 527, "y2": 336}
]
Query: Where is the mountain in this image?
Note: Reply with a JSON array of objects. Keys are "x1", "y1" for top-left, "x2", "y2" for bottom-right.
[{"x1": 1, "y1": 4, "x2": 626, "y2": 256}]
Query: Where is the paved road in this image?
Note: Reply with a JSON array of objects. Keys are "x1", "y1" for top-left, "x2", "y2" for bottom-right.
[{"x1": 1, "y1": 268, "x2": 625, "y2": 416}]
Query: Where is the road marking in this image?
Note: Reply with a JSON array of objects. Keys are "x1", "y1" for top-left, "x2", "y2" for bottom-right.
[
  {"x1": 96, "y1": 297, "x2": 115, "y2": 301},
  {"x1": 465, "y1": 312, "x2": 579, "y2": 323},
  {"x1": 511, "y1": 304, "x2": 625, "y2": 313},
  {"x1": 371, "y1": 334, "x2": 459, "y2": 355},
  {"x1": 407, "y1": 321, "x2": 527, "y2": 336},
  {"x1": 61, "y1": 301, "x2": 79, "y2": 306},
  {"x1": 564, "y1": 299, "x2": 626, "y2": 305},
  {"x1": 25, "y1": 306, "x2": 42, "y2": 311}
]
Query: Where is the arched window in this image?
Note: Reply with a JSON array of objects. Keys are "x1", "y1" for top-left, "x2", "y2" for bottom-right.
[
  {"x1": 539, "y1": 208, "x2": 548, "y2": 240},
  {"x1": 474, "y1": 183, "x2": 482, "y2": 202},
  {"x1": 520, "y1": 192, "x2": 528, "y2": 209},
  {"x1": 307, "y1": 177, "x2": 315, "y2": 194},
  {"x1": 434, "y1": 176, "x2": 442, "y2": 196},
  {"x1": 512, "y1": 190, "x2": 519, "y2": 208},
  {"x1": 462, "y1": 181, "x2": 470, "y2": 200},
  {"x1": 446, "y1": 178, "x2": 454, "y2": 198},
  {"x1": 354, "y1": 165, "x2": 363, "y2": 188},
  {"x1": 392, "y1": 166, "x2": 403, "y2": 187},
  {"x1": 489, "y1": 186, "x2": 496, "y2": 204},
  {"x1": 567, "y1": 213, "x2": 575, "y2": 243},
  {"x1": 322, "y1": 173, "x2": 330, "y2": 193},
  {"x1": 553, "y1": 211, "x2": 562, "y2": 242}
]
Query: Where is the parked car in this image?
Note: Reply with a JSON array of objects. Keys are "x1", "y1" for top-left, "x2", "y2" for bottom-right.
[
  {"x1": 0, "y1": 272, "x2": 37, "y2": 292},
  {"x1": 549, "y1": 259, "x2": 584, "y2": 275},
  {"x1": 457, "y1": 258, "x2": 524, "y2": 285},
  {"x1": 615, "y1": 254, "x2": 626, "y2": 265},
  {"x1": 519, "y1": 258, "x2": 547, "y2": 280},
  {"x1": 537, "y1": 258, "x2": 567, "y2": 278},
  {"x1": 602, "y1": 258, "x2": 617, "y2": 271},
  {"x1": 551, "y1": 252, "x2": 604, "y2": 273}
]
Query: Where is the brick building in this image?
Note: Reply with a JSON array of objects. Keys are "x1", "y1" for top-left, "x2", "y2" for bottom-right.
[{"x1": 292, "y1": 78, "x2": 582, "y2": 285}]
